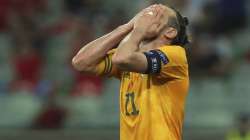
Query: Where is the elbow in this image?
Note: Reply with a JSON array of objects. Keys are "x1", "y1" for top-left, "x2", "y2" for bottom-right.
[
  {"x1": 72, "y1": 55, "x2": 91, "y2": 72},
  {"x1": 72, "y1": 56, "x2": 83, "y2": 71}
]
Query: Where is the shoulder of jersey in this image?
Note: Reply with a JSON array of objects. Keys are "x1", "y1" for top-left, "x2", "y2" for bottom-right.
[{"x1": 159, "y1": 45, "x2": 184, "y2": 51}]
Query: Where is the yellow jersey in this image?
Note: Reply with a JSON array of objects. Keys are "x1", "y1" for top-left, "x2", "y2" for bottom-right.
[{"x1": 96, "y1": 45, "x2": 189, "y2": 140}]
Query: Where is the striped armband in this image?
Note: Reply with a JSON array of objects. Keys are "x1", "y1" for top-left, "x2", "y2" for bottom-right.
[
  {"x1": 103, "y1": 55, "x2": 113, "y2": 74},
  {"x1": 143, "y1": 50, "x2": 169, "y2": 74}
]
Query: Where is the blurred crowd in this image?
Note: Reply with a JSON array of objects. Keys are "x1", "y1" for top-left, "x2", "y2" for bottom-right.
[{"x1": 0, "y1": 0, "x2": 250, "y2": 135}]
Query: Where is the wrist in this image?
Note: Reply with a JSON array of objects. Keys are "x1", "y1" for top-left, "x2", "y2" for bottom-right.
[{"x1": 117, "y1": 23, "x2": 133, "y2": 33}]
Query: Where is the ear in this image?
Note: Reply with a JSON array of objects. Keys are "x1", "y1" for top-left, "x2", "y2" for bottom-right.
[{"x1": 163, "y1": 27, "x2": 177, "y2": 40}]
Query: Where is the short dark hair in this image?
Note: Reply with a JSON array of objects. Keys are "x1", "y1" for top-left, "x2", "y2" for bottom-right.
[{"x1": 167, "y1": 7, "x2": 189, "y2": 46}]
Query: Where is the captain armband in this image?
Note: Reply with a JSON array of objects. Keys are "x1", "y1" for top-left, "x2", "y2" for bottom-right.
[{"x1": 143, "y1": 50, "x2": 169, "y2": 74}]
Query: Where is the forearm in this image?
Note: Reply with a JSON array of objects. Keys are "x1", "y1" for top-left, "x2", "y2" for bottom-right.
[
  {"x1": 112, "y1": 30, "x2": 147, "y2": 72},
  {"x1": 115, "y1": 30, "x2": 142, "y2": 56},
  {"x1": 72, "y1": 24, "x2": 132, "y2": 71}
]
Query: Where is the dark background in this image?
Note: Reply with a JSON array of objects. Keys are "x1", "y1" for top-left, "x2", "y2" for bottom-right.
[{"x1": 0, "y1": 0, "x2": 250, "y2": 139}]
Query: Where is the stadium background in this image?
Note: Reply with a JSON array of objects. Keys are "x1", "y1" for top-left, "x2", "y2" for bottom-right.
[{"x1": 0, "y1": 0, "x2": 250, "y2": 139}]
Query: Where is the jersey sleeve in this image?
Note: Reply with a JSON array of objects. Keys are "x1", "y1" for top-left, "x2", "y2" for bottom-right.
[
  {"x1": 156, "y1": 46, "x2": 188, "y2": 79},
  {"x1": 95, "y1": 49, "x2": 122, "y2": 79}
]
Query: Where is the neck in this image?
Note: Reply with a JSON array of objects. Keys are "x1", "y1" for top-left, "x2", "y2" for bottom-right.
[{"x1": 139, "y1": 36, "x2": 171, "y2": 52}]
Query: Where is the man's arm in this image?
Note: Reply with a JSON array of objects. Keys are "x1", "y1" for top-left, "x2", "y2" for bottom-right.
[
  {"x1": 72, "y1": 23, "x2": 133, "y2": 74},
  {"x1": 112, "y1": 30, "x2": 148, "y2": 73}
]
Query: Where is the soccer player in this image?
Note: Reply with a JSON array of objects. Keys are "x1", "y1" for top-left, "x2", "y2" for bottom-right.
[{"x1": 72, "y1": 4, "x2": 189, "y2": 140}]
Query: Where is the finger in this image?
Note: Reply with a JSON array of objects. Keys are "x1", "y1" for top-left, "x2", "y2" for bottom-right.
[
  {"x1": 151, "y1": 5, "x2": 163, "y2": 16},
  {"x1": 150, "y1": 7, "x2": 162, "y2": 24},
  {"x1": 142, "y1": 9, "x2": 157, "y2": 18},
  {"x1": 156, "y1": 22, "x2": 166, "y2": 33},
  {"x1": 158, "y1": 4, "x2": 166, "y2": 9},
  {"x1": 156, "y1": 8, "x2": 163, "y2": 20},
  {"x1": 148, "y1": 4, "x2": 158, "y2": 9},
  {"x1": 147, "y1": 11, "x2": 154, "y2": 16},
  {"x1": 143, "y1": 4, "x2": 157, "y2": 13},
  {"x1": 133, "y1": 7, "x2": 151, "y2": 21},
  {"x1": 155, "y1": 5, "x2": 168, "y2": 25},
  {"x1": 145, "y1": 4, "x2": 160, "y2": 15},
  {"x1": 136, "y1": 4, "x2": 155, "y2": 18}
]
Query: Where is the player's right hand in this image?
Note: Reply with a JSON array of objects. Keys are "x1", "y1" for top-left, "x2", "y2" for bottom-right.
[{"x1": 133, "y1": 4, "x2": 168, "y2": 39}]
